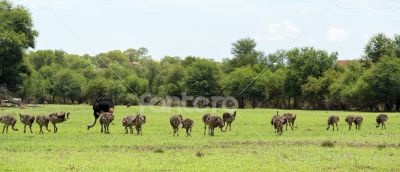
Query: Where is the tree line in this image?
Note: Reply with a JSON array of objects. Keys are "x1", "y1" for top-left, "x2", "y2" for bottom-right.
[{"x1": 1, "y1": 1, "x2": 400, "y2": 111}]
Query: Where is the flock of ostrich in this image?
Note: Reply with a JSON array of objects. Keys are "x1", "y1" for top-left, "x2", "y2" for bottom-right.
[{"x1": 0, "y1": 98, "x2": 391, "y2": 136}]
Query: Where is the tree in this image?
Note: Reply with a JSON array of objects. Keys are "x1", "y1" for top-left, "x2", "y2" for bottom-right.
[
  {"x1": 155, "y1": 63, "x2": 184, "y2": 96},
  {"x1": 363, "y1": 33, "x2": 395, "y2": 63},
  {"x1": 285, "y1": 47, "x2": 337, "y2": 108},
  {"x1": 66, "y1": 53, "x2": 91, "y2": 70},
  {"x1": 94, "y1": 50, "x2": 129, "y2": 68},
  {"x1": 52, "y1": 70, "x2": 85, "y2": 103},
  {"x1": 108, "y1": 81, "x2": 126, "y2": 104},
  {"x1": 34, "y1": 65, "x2": 59, "y2": 103},
  {"x1": 348, "y1": 75, "x2": 378, "y2": 111},
  {"x1": 0, "y1": 86, "x2": 11, "y2": 100},
  {"x1": 26, "y1": 50, "x2": 56, "y2": 70},
  {"x1": 54, "y1": 50, "x2": 66, "y2": 66},
  {"x1": 161, "y1": 56, "x2": 181, "y2": 65},
  {"x1": 264, "y1": 68, "x2": 286, "y2": 108},
  {"x1": 84, "y1": 78, "x2": 110, "y2": 102},
  {"x1": 223, "y1": 66, "x2": 269, "y2": 108},
  {"x1": 362, "y1": 57, "x2": 400, "y2": 111},
  {"x1": 327, "y1": 61, "x2": 363, "y2": 110},
  {"x1": 231, "y1": 38, "x2": 257, "y2": 57},
  {"x1": 301, "y1": 69, "x2": 339, "y2": 109},
  {"x1": 394, "y1": 34, "x2": 400, "y2": 58},
  {"x1": 185, "y1": 59, "x2": 221, "y2": 97},
  {"x1": 123, "y1": 93, "x2": 139, "y2": 105},
  {"x1": 227, "y1": 38, "x2": 261, "y2": 71},
  {"x1": 124, "y1": 47, "x2": 149, "y2": 62},
  {"x1": 0, "y1": 1, "x2": 38, "y2": 91},
  {"x1": 126, "y1": 74, "x2": 148, "y2": 95},
  {"x1": 141, "y1": 58, "x2": 160, "y2": 93},
  {"x1": 20, "y1": 72, "x2": 49, "y2": 103},
  {"x1": 103, "y1": 62, "x2": 129, "y2": 80},
  {"x1": 258, "y1": 50, "x2": 286, "y2": 71},
  {"x1": 182, "y1": 56, "x2": 198, "y2": 67}
]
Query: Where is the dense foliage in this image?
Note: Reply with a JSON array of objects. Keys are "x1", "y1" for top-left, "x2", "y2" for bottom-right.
[
  {"x1": 1, "y1": 1, "x2": 400, "y2": 111},
  {"x1": 0, "y1": 1, "x2": 38, "y2": 91}
]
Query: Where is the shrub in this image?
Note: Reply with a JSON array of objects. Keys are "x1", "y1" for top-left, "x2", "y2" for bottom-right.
[{"x1": 321, "y1": 140, "x2": 336, "y2": 147}]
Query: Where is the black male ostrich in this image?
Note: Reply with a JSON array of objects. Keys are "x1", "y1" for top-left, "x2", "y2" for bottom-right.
[{"x1": 87, "y1": 98, "x2": 115, "y2": 130}]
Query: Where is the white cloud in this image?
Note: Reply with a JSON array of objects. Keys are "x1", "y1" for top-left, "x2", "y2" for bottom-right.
[
  {"x1": 265, "y1": 21, "x2": 300, "y2": 42},
  {"x1": 326, "y1": 27, "x2": 348, "y2": 42}
]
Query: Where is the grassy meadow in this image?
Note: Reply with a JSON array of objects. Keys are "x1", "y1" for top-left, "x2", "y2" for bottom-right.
[{"x1": 0, "y1": 105, "x2": 400, "y2": 171}]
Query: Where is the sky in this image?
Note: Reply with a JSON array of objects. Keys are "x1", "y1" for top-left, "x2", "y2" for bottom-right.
[{"x1": 10, "y1": 0, "x2": 400, "y2": 61}]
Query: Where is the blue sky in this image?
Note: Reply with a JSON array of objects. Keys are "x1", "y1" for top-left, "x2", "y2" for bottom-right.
[{"x1": 10, "y1": 0, "x2": 400, "y2": 60}]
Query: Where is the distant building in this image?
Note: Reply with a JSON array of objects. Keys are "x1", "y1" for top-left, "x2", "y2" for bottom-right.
[{"x1": 337, "y1": 60, "x2": 352, "y2": 66}]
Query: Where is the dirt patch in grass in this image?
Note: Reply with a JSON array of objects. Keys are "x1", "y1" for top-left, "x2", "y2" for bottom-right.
[
  {"x1": 103, "y1": 145, "x2": 192, "y2": 152},
  {"x1": 153, "y1": 148, "x2": 165, "y2": 153},
  {"x1": 216, "y1": 140, "x2": 399, "y2": 148},
  {"x1": 321, "y1": 140, "x2": 336, "y2": 147},
  {"x1": 355, "y1": 164, "x2": 377, "y2": 170},
  {"x1": 92, "y1": 140, "x2": 400, "y2": 153},
  {"x1": 377, "y1": 143, "x2": 387, "y2": 150}
]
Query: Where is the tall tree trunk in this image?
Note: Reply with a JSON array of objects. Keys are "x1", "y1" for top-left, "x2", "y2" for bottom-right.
[
  {"x1": 384, "y1": 102, "x2": 392, "y2": 112},
  {"x1": 275, "y1": 98, "x2": 280, "y2": 109},
  {"x1": 288, "y1": 97, "x2": 291, "y2": 109},
  {"x1": 252, "y1": 98, "x2": 256, "y2": 109},
  {"x1": 340, "y1": 103, "x2": 345, "y2": 111},
  {"x1": 396, "y1": 97, "x2": 400, "y2": 112}
]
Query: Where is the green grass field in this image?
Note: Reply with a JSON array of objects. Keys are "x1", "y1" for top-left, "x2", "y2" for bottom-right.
[{"x1": 0, "y1": 105, "x2": 399, "y2": 171}]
